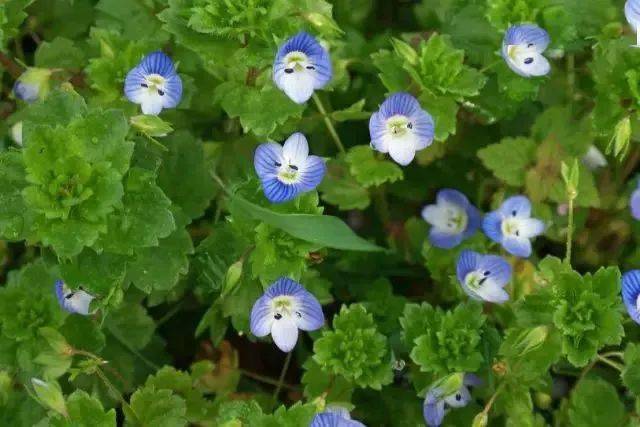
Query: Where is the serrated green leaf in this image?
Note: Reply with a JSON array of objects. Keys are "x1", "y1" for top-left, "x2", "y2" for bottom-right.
[{"x1": 345, "y1": 145, "x2": 403, "y2": 187}]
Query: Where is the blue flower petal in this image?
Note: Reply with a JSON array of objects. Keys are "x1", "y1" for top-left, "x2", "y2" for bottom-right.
[
  {"x1": 293, "y1": 289, "x2": 324, "y2": 332},
  {"x1": 124, "y1": 51, "x2": 182, "y2": 115},
  {"x1": 631, "y1": 187, "x2": 640, "y2": 220},
  {"x1": 13, "y1": 81, "x2": 39, "y2": 103},
  {"x1": 429, "y1": 228, "x2": 464, "y2": 249},
  {"x1": 297, "y1": 155, "x2": 326, "y2": 192},
  {"x1": 500, "y1": 195, "x2": 532, "y2": 218},
  {"x1": 437, "y1": 188, "x2": 470, "y2": 208},
  {"x1": 310, "y1": 413, "x2": 366, "y2": 427},
  {"x1": 261, "y1": 177, "x2": 298, "y2": 203},
  {"x1": 250, "y1": 294, "x2": 274, "y2": 337},
  {"x1": 503, "y1": 24, "x2": 550, "y2": 52},
  {"x1": 254, "y1": 143, "x2": 283, "y2": 179},
  {"x1": 463, "y1": 204, "x2": 483, "y2": 238},
  {"x1": 626, "y1": 0, "x2": 640, "y2": 27},
  {"x1": 54, "y1": 280, "x2": 94, "y2": 315},
  {"x1": 503, "y1": 236, "x2": 532, "y2": 258},
  {"x1": 464, "y1": 373, "x2": 483, "y2": 387},
  {"x1": 412, "y1": 109, "x2": 435, "y2": 149},
  {"x1": 622, "y1": 270, "x2": 640, "y2": 324},
  {"x1": 482, "y1": 211, "x2": 504, "y2": 244},
  {"x1": 378, "y1": 92, "x2": 421, "y2": 119},
  {"x1": 139, "y1": 51, "x2": 177, "y2": 77},
  {"x1": 423, "y1": 391, "x2": 445, "y2": 427},
  {"x1": 368, "y1": 111, "x2": 388, "y2": 153},
  {"x1": 456, "y1": 250, "x2": 480, "y2": 283},
  {"x1": 477, "y1": 254, "x2": 512, "y2": 286}
]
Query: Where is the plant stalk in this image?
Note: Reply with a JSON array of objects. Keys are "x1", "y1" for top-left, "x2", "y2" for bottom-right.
[{"x1": 312, "y1": 93, "x2": 345, "y2": 154}]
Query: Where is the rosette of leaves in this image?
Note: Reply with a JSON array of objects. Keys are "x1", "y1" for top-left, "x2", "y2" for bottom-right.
[
  {"x1": 517, "y1": 257, "x2": 623, "y2": 366},
  {"x1": 1, "y1": 89, "x2": 134, "y2": 257},
  {"x1": 401, "y1": 302, "x2": 488, "y2": 374},
  {"x1": 313, "y1": 304, "x2": 393, "y2": 390}
]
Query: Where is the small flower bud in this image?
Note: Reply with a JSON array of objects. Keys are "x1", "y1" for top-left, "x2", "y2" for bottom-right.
[
  {"x1": 492, "y1": 360, "x2": 508, "y2": 377},
  {"x1": 534, "y1": 392, "x2": 552, "y2": 409},
  {"x1": 472, "y1": 412, "x2": 488, "y2": 427},
  {"x1": 13, "y1": 68, "x2": 52, "y2": 103},
  {"x1": 513, "y1": 326, "x2": 549, "y2": 356}
]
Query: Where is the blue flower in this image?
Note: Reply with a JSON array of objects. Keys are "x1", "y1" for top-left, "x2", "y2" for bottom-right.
[
  {"x1": 421, "y1": 189, "x2": 481, "y2": 249},
  {"x1": 310, "y1": 407, "x2": 365, "y2": 427},
  {"x1": 631, "y1": 180, "x2": 640, "y2": 220},
  {"x1": 622, "y1": 270, "x2": 640, "y2": 324},
  {"x1": 54, "y1": 280, "x2": 95, "y2": 315},
  {"x1": 581, "y1": 145, "x2": 607, "y2": 171},
  {"x1": 273, "y1": 32, "x2": 332, "y2": 104},
  {"x1": 369, "y1": 92, "x2": 434, "y2": 166},
  {"x1": 13, "y1": 68, "x2": 52, "y2": 103},
  {"x1": 423, "y1": 374, "x2": 481, "y2": 427},
  {"x1": 254, "y1": 132, "x2": 326, "y2": 204},
  {"x1": 482, "y1": 195, "x2": 545, "y2": 258},
  {"x1": 124, "y1": 51, "x2": 183, "y2": 115},
  {"x1": 626, "y1": 0, "x2": 640, "y2": 46},
  {"x1": 250, "y1": 277, "x2": 324, "y2": 352},
  {"x1": 502, "y1": 24, "x2": 551, "y2": 78},
  {"x1": 456, "y1": 250, "x2": 512, "y2": 303}
]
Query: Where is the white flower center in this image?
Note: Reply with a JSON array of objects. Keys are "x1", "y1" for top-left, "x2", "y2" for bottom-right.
[
  {"x1": 271, "y1": 295, "x2": 300, "y2": 320},
  {"x1": 386, "y1": 114, "x2": 413, "y2": 138},
  {"x1": 141, "y1": 73, "x2": 167, "y2": 96},
  {"x1": 507, "y1": 44, "x2": 536, "y2": 65},
  {"x1": 276, "y1": 162, "x2": 300, "y2": 184},
  {"x1": 501, "y1": 217, "x2": 522, "y2": 237},
  {"x1": 444, "y1": 206, "x2": 468, "y2": 233},
  {"x1": 283, "y1": 51, "x2": 313, "y2": 74},
  {"x1": 464, "y1": 270, "x2": 490, "y2": 291}
]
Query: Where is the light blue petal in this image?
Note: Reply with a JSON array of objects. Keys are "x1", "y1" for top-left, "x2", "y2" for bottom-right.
[
  {"x1": 456, "y1": 250, "x2": 480, "y2": 284},
  {"x1": 626, "y1": 0, "x2": 640, "y2": 27},
  {"x1": 412, "y1": 108, "x2": 435, "y2": 147},
  {"x1": 423, "y1": 394, "x2": 445, "y2": 427},
  {"x1": 13, "y1": 81, "x2": 39, "y2": 102},
  {"x1": 266, "y1": 277, "x2": 305, "y2": 298},
  {"x1": 369, "y1": 111, "x2": 388, "y2": 152},
  {"x1": 503, "y1": 236, "x2": 532, "y2": 258},
  {"x1": 250, "y1": 294, "x2": 273, "y2": 337},
  {"x1": 293, "y1": 288, "x2": 324, "y2": 331},
  {"x1": 500, "y1": 195, "x2": 532, "y2": 218},
  {"x1": 162, "y1": 74, "x2": 183, "y2": 108},
  {"x1": 261, "y1": 177, "x2": 299, "y2": 203},
  {"x1": 54, "y1": 280, "x2": 67, "y2": 311},
  {"x1": 124, "y1": 66, "x2": 146, "y2": 101},
  {"x1": 310, "y1": 413, "x2": 366, "y2": 427},
  {"x1": 254, "y1": 143, "x2": 283, "y2": 179},
  {"x1": 139, "y1": 51, "x2": 177, "y2": 78},
  {"x1": 503, "y1": 24, "x2": 550, "y2": 52},
  {"x1": 464, "y1": 373, "x2": 483, "y2": 387},
  {"x1": 298, "y1": 155, "x2": 326, "y2": 192},
  {"x1": 379, "y1": 92, "x2": 421, "y2": 119},
  {"x1": 631, "y1": 188, "x2": 640, "y2": 220},
  {"x1": 463, "y1": 204, "x2": 483, "y2": 238},
  {"x1": 429, "y1": 228, "x2": 464, "y2": 249},
  {"x1": 482, "y1": 211, "x2": 504, "y2": 244},
  {"x1": 622, "y1": 270, "x2": 640, "y2": 324},
  {"x1": 437, "y1": 189, "x2": 470, "y2": 209},
  {"x1": 477, "y1": 254, "x2": 512, "y2": 287},
  {"x1": 274, "y1": 32, "x2": 332, "y2": 90}
]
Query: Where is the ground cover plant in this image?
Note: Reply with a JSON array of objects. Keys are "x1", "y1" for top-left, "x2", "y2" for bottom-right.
[{"x1": 3, "y1": 0, "x2": 640, "y2": 426}]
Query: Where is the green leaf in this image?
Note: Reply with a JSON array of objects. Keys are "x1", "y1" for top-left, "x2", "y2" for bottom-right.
[
  {"x1": 318, "y1": 158, "x2": 370, "y2": 210},
  {"x1": 50, "y1": 390, "x2": 116, "y2": 427},
  {"x1": 313, "y1": 304, "x2": 393, "y2": 390},
  {"x1": 478, "y1": 137, "x2": 537, "y2": 186},
  {"x1": 105, "y1": 300, "x2": 155, "y2": 351},
  {"x1": 567, "y1": 378, "x2": 625, "y2": 427},
  {"x1": 345, "y1": 145, "x2": 404, "y2": 187},
  {"x1": 125, "y1": 386, "x2": 187, "y2": 427},
  {"x1": 0, "y1": 152, "x2": 31, "y2": 240},
  {"x1": 227, "y1": 191, "x2": 384, "y2": 252},
  {"x1": 34, "y1": 37, "x2": 86, "y2": 70},
  {"x1": 330, "y1": 99, "x2": 370, "y2": 122},
  {"x1": 127, "y1": 228, "x2": 194, "y2": 293},
  {"x1": 623, "y1": 343, "x2": 640, "y2": 397},
  {"x1": 130, "y1": 115, "x2": 174, "y2": 138},
  {"x1": 214, "y1": 81, "x2": 304, "y2": 137},
  {"x1": 97, "y1": 168, "x2": 175, "y2": 255},
  {"x1": 419, "y1": 92, "x2": 459, "y2": 142},
  {"x1": 59, "y1": 248, "x2": 127, "y2": 297}
]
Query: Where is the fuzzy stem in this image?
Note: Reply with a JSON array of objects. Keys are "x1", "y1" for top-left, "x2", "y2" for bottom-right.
[
  {"x1": 312, "y1": 93, "x2": 345, "y2": 153},
  {"x1": 565, "y1": 195, "x2": 574, "y2": 265}
]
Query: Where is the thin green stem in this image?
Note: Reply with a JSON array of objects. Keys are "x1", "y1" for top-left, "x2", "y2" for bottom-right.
[
  {"x1": 600, "y1": 351, "x2": 624, "y2": 360},
  {"x1": 156, "y1": 301, "x2": 185, "y2": 327},
  {"x1": 596, "y1": 354, "x2": 624, "y2": 372},
  {"x1": 565, "y1": 196, "x2": 574, "y2": 265},
  {"x1": 272, "y1": 351, "x2": 293, "y2": 404},
  {"x1": 480, "y1": 58, "x2": 502, "y2": 73},
  {"x1": 239, "y1": 369, "x2": 298, "y2": 391},
  {"x1": 312, "y1": 93, "x2": 345, "y2": 153},
  {"x1": 107, "y1": 329, "x2": 160, "y2": 371},
  {"x1": 144, "y1": 133, "x2": 169, "y2": 152}
]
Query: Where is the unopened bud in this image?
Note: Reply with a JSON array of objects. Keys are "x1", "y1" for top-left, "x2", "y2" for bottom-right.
[{"x1": 472, "y1": 412, "x2": 488, "y2": 427}]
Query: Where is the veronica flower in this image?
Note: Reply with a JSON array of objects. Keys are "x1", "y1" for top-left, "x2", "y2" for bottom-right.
[
  {"x1": 626, "y1": 0, "x2": 640, "y2": 47},
  {"x1": 423, "y1": 374, "x2": 481, "y2": 427},
  {"x1": 502, "y1": 24, "x2": 551, "y2": 78},
  {"x1": 273, "y1": 32, "x2": 332, "y2": 104},
  {"x1": 581, "y1": 145, "x2": 607, "y2": 171},
  {"x1": 310, "y1": 407, "x2": 365, "y2": 427},
  {"x1": 124, "y1": 51, "x2": 183, "y2": 115},
  {"x1": 369, "y1": 93, "x2": 435, "y2": 166},
  {"x1": 11, "y1": 122, "x2": 23, "y2": 146},
  {"x1": 250, "y1": 277, "x2": 324, "y2": 352},
  {"x1": 421, "y1": 189, "x2": 482, "y2": 249},
  {"x1": 13, "y1": 68, "x2": 52, "y2": 103},
  {"x1": 483, "y1": 195, "x2": 545, "y2": 258},
  {"x1": 631, "y1": 180, "x2": 640, "y2": 220},
  {"x1": 54, "y1": 280, "x2": 95, "y2": 315},
  {"x1": 622, "y1": 270, "x2": 640, "y2": 324},
  {"x1": 456, "y1": 250, "x2": 511, "y2": 303},
  {"x1": 254, "y1": 132, "x2": 326, "y2": 204}
]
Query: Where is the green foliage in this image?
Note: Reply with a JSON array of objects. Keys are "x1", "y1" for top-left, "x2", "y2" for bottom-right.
[
  {"x1": 567, "y1": 378, "x2": 625, "y2": 427},
  {"x1": 314, "y1": 304, "x2": 393, "y2": 389},
  {"x1": 402, "y1": 302, "x2": 487, "y2": 374}
]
